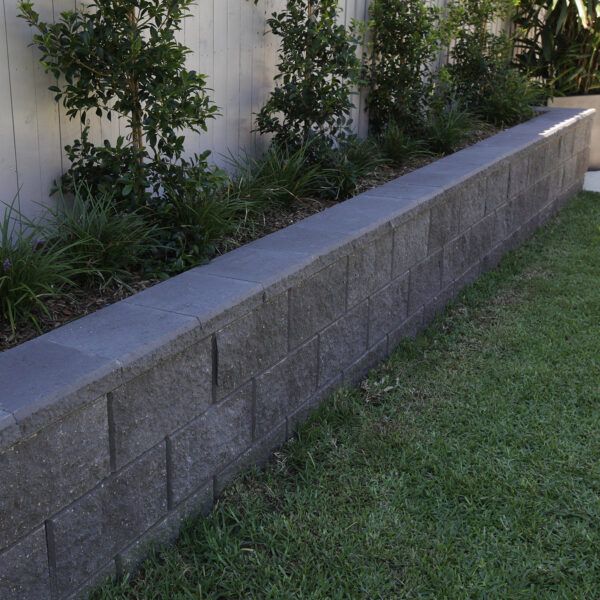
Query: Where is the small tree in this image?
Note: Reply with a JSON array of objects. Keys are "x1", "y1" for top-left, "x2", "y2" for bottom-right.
[
  {"x1": 256, "y1": 0, "x2": 361, "y2": 152},
  {"x1": 366, "y1": 0, "x2": 440, "y2": 134},
  {"x1": 19, "y1": 0, "x2": 218, "y2": 206}
]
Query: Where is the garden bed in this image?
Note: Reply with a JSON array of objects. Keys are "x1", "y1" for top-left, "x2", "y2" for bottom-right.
[
  {"x1": 0, "y1": 127, "x2": 495, "y2": 353},
  {"x1": 0, "y1": 108, "x2": 592, "y2": 600}
]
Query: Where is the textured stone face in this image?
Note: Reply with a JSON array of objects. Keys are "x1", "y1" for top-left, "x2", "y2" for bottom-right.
[
  {"x1": 428, "y1": 189, "x2": 461, "y2": 252},
  {"x1": 49, "y1": 443, "x2": 167, "y2": 598},
  {"x1": 508, "y1": 152, "x2": 531, "y2": 199},
  {"x1": 215, "y1": 294, "x2": 288, "y2": 399},
  {"x1": 368, "y1": 275, "x2": 410, "y2": 346},
  {"x1": 0, "y1": 398, "x2": 110, "y2": 550},
  {"x1": 255, "y1": 338, "x2": 319, "y2": 439},
  {"x1": 318, "y1": 301, "x2": 369, "y2": 385},
  {"x1": 289, "y1": 260, "x2": 347, "y2": 350},
  {"x1": 408, "y1": 251, "x2": 443, "y2": 315},
  {"x1": 392, "y1": 210, "x2": 430, "y2": 277},
  {"x1": 347, "y1": 230, "x2": 394, "y2": 308},
  {"x1": 109, "y1": 338, "x2": 213, "y2": 469},
  {"x1": 168, "y1": 385, "x2": 253, "y2": 504},
  {"x1": 0, "y1": 528, "x2": 51, "y2": 600}
]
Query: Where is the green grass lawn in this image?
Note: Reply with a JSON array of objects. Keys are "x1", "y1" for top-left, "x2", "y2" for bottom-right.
[{"x1": 93, "y1": 192, "x2": 600, "y2": 600}]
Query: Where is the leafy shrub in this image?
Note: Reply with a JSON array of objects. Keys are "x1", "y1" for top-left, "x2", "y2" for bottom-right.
[
  {"x1": 256, "y1": 0, "x2": 361, "y2": 151},
  {"x1": 19, "y1": 0, "x2": 218, "y2": 206},
  {"x1": 365, "y1": 0, "x2": 441, "y2": 134},
  {"x1": 227, "y1": 143, "x2": 326, "y2": 209},
  {"x1": 514, "y1": 0, "x2": 600, "y2": 96},
  {"x1": 321, "y1": 136, "x2": 388, "y2": 200},
  {"x1": 424, "y1": 94, "x2": 478, "y2": 154},
  {"x1": 378, "y1": 121, "x2": 433, "y2": 166},
  {"x1": 48, "y1": 183, "x2": 159, "y2": 287},
  {"x1": 0, "y1": 202, "x2": 81, "y2": 332},
  {"x1": 150, "y1": 166, "x2": 247, "y2": 273},
  {"x1": 445, "y1": 0, "x2": 539, "y2": 126}
]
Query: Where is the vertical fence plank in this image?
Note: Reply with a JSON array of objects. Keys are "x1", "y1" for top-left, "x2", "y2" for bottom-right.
[
  {"x1": 0, "y1": 0, "x2": 18, "y2": 207},
  {"x1": 4, "y1": 0, "x2": 45, "y2": 216}
]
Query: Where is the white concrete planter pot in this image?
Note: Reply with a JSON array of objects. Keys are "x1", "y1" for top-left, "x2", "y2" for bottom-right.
[{"x1": 550, "y1": 95, "x2": 600, "y2": 169}]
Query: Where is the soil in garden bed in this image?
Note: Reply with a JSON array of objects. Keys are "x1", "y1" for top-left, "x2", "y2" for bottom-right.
[{"x1": 0, "y1": 126, "x2": 498, "y2": 353}]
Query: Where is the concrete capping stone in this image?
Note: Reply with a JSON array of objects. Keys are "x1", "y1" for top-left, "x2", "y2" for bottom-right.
[{"x1": 0, "y1": 107, "x2": 592, "y2": 598}]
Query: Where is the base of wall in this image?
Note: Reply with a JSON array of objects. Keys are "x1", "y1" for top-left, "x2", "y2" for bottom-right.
[{"x1": 0, "y1": 107, "x2": 594, "y2": 600}]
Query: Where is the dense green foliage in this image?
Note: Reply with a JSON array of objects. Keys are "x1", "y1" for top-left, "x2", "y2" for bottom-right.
[
  {"x1": 5, "y1": 0, "x2": 546, "y2": 336},
  {"x1": 514, "y1": 0, "x2": 600, "y2": 95},
  {"x1": 0, "y1": 202, "x2": 81, "y2": 331},
  {"x1": 19, "y1": 0, "x2": 218, "y2": 206},
  {"x1": 256, "y1": 0, "x2": 361, "y2": 152},
  {"x1": 92, "y1": 193, "x2": 600, "y2": 598},
  {"x1": 366, "y1": 0, "x2": 440, "y2": 133},
  {"x1": 47, "y1": 184, "x2": 160, "y2": 286},
  {"x1": 445, "y1": 0, "x2": 542, "y2": 126}
]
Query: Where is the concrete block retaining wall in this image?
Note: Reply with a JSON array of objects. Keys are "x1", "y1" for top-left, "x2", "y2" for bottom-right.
[{"x1": 0, "y1": 107, "x2": 593, "y2": 599}]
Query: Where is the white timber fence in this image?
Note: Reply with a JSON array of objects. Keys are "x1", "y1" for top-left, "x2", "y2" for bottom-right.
[{"x1": 0, "y1": 0, "x2": 376, "y2": 220}]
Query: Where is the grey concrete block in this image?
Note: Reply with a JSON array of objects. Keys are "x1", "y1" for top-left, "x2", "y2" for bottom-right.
[
  {"x1": 125, "y1": 270, "x2": 263, "y2": 334},
  {"x1": 483, "y1": 242, "x2": 506, "y2": 272},
  {"x1": 562, "y1": 155, "x2": 578, "y2": 192},
  {"x1": 66, "y1": 560, "x2": 116, "y2": 600},
  {"x1": 318, "y1": 301, "x2": 369, "y2": 385},
  {"x1": 289, "y1": 259, "x2": 347, "y2": 349},
  {"x1": 428, "y1": 189, "x2": 461, "y2": 253},
  {"x1": 454, "y1": 262, "x2": 484, "y2": 296},
  {"x1": 286, "y1": 375, "x2": 343, "y2": 437},
  {"x1": 50, "y1": 443, "x2": 167, "y2": 598},
  {"x1": 469, "y1": 214, "x2": 496, "y2": 264},
  {"x1": 573, "y1": 120, "x2": 589, "y2": 154},
  {"x1": 392, "y1": 209, "x2": 430, "y2": 277},
  {"x1": 118, "y1": 480, "x2": 213, "y2": 576},
  {"x1": 0, "y1": 398, "x2": 109, "y2": 550},
  {"x1": 360, "y1": 182, "x2": 441, "y2": 211},
  {"x1": 255, "y1": 338, "x2": 318, "y2": 439},
  {"x1": 544, "y1": 136, "x2": 561, "y2": 174},
  {"x1": 169, "y1": 384, "x2": 253, "y2": 504},
  {"x1": 527, "y1": 141, "x2": 549, "y2": 186},
  {"x1": 347, "y1": 229, "x2": 393, "y2": 307},
  {"x1": 368, "y1": 274, "x2": 409, "y2": 346},
  {"x1": 576, "y1": 148, "x2": 591, "y2": 180},
  {"x1": 215, "y1": 293, "x2": 288, "y2": 399},
  {"x1": 43, "y1": 301, "x2": 201, "y2": 383},
  {"x1": 0, "y1": 528, "x2": 50, "y2": 600},
  {"x1": 388, "y1": 309, "x2": 424, "y2": 351},
  {"x1": 508, "y1": 152, "x2": 531, "y2": 199},
  {"x1": 0, "y1": 337, "x2": 116, "y2": 444},
  {"x1": 397, "y1": 154, "x2": 483, "y2": 190},
  {"x1": 292, "y1": 193, "x2": 415, "y2": 243},
  {"x1": 200, "y1": 245, "x2": 316, "y2": 299},
  {"x1": 343, "y1": 338, "x2": 389, "y2": 387},
  {"x1": 459, "y1": 176, "x2": 487, "y2": 230},
  {"x1": 408, "y1": 251, "x2": 443, "y2": 315},
  {"x1": 0, "y1": 412, "x2": 19, "y2": 453},
  {"x1": 423, "y1": 282, "x2": 457, "y2": 326},
  {"x1": 110, "y1": 337, "x2": 213, "y2": 470},
  {"x1": 248, "y1": 219, "x2": 351, "y2": 263},
  {"x1": 530, "y1": 176, "x2": 552, "y2": 214},
  {"x1": 442, "y1": 232, "x2": 470, "y2": 288},
  {"x1": 559, "y1": 128, "x2": 575, "y2": 162},
  {"x1": 214, "y1": 421, "x2": 287, "y2": 497},
  {"x1": 483, "y1": 161, "x2": 510, "y2": 214}
]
